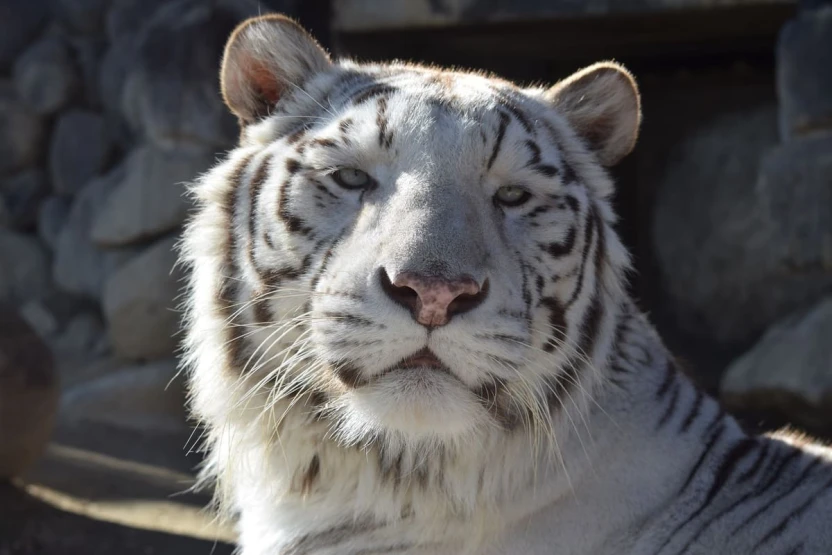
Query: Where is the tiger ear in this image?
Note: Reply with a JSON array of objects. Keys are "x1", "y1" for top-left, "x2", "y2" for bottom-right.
[
  {"x1": 220, "y1": 14, "x2": 332, "y2": 124},
  {"x1": 543, "y1": 62, "x2": 641, "y2": 167}
]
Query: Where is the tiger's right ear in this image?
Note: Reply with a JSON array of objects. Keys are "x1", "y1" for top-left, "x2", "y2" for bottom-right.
[{"x1": 220, "y1": 14, "x2": 332, "y2": 124}]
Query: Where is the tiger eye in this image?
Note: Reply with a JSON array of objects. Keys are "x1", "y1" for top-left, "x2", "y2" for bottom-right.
[
  {"x1": 332, "y1": 168, "x2": 373, "y2": 190},
  {"x1": 494, "y1": 185, "x2": 531, "y2": 207}
]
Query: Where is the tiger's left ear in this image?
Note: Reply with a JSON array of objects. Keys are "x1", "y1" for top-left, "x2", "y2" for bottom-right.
[{"x1": 543, "y1": 62, "x2": 641, "y2": 167}]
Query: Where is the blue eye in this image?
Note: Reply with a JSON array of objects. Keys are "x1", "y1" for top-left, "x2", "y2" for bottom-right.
[
  {"x1": 494, "y1": 185, "x2": 531, "y2": 206},
  {"x1": 331, "y1": 168, "x2": 373, "y2": 190}
]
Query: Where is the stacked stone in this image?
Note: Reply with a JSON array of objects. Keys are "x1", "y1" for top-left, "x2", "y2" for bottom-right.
[
  {"x1": 0, "y1": 0, "x2": 281, "y2": 440},
  {"x1": 718, "y1": 2, "x2": 832, "y2": 435}
]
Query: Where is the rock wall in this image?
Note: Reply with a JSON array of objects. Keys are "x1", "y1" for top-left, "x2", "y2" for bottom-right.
[
  {"x1": 0, "y1": 0, "x2": 303, "y2": 438},
  {"x1": 716, "y1": 3, "x2": 832, "y2": 435}
]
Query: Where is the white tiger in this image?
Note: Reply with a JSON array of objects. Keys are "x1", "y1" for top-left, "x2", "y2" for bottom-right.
[{"x1": 179, "y1": 13, "x2": 832, "y2": 555}]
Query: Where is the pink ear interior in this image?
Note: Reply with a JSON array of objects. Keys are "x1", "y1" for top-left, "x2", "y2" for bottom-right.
[{"x1": 243, "y1": 58, "x2": 283, "y2": 108}]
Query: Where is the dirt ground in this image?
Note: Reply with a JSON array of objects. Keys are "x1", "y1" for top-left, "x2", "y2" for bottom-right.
[{"x1": 0, "y1": 423, "x2": 235, "y2": 555}]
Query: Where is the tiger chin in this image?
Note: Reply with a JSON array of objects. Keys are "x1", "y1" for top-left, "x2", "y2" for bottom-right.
[{"x1": 179, "y1": 13, "x2": 832, "y2": 555}]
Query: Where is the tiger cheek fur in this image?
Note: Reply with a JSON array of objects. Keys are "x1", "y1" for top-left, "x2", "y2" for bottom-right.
[{"x1": 179, "y1": 13, "x2": 832, "y2": 555}]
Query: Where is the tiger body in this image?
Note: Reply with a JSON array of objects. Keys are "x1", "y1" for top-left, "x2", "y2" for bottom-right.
[{"x1": 179, "y1": 15, "x2": 832, "y2": 555}]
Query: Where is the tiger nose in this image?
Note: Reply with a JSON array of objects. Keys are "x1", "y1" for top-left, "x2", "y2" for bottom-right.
[{"x1": 379, "y1": 269, "x2": 489, "y2": 328}]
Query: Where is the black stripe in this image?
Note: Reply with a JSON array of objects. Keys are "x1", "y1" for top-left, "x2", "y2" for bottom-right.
[
  {"x1": 540, "y1": 227, "x2": 576, "y2": 258},
  {"x1": 487, "y1": 112, "x2": 510, "y2": 170},
  {"x1": 679, "y1": 389, "x2": 705, "y2": 433},
  {"x1": 377, "y1": 96, "x2": 393, "y2": 149},
  {"x1": 655, "y1": 380, "x2": 681, "y2": 429},
  {"x1": 728, "y1": 449, "x2": 805, "y2": 535},
  {"x1": 731, "y1": 449, "x2": 820, "y2": 535},
  {"x1": 564, "y1": 205, "x2": 596, "y2": 308},
  {"x1": 496, "y1": 97, "x2": 533, "y2": 134},
  {"x1": 752, "y1": 473, "x2": 832, "y2": 550},
  {"x1": 247, "y1": 154, "x2": 273, "y2": 273},
  {"x1": 650, "y1": 421, "x2": 727, "y2": 555},
  {"x1": 678, "y1": 418, "x2": 727, "y2": 493},
  {"x1": 220, "y1": 153, "x2": 257, "y2": 371},
  {"x1": 656, "y1": 360, "x2": 675, "y2": 398},
  {"x1": 540, "y1": 296, "x2": 567, "y2": 353},
  {"x1": 349, "y1": 83, "x2": 397, "y2": 105},
  {"x1": 524, "y1": 140, "x2": 541, "y2": 164},
  {"x1": 534, "y1": 164, "x2": 560, "y2": 177}
]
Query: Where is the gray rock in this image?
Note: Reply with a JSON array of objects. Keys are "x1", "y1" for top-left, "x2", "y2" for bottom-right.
[
  {"x1": 52, "y1": 310, "x2": 108, "y2": 358},
  {"x1": 121, "y1": 0, "x2": 240, "y2": 150},
  {"x1": 0, "y1": 1, "x2": 48, "y2": 69},
  {"x1": 12, "y1": 34, "x2": 79, "y2": 115},
  {"x1": 49, "y1": 110, "x2": 112, "y2": 196},
  {"x1": 0, "y1": 168, "x2": 49, "y2": 231},
  {"x1": 103, "y1": 235, "x2": 184, "y2": 360},
  {"x1": 652, "y1": 105, "x2": 777, "y2": 346},
  {"x1": 51, "y1": 0, "x2": 109, "y2": 35},
  {"x1": 105, "y1": 0, "x2": 168, "y2": 41},
  {"x1": 99, "y1": 35, "x2": 138, "y2": 117},
  {"x1": 53, "y1": 162, "x2": 139, "y2": 300},
  {"x1": 0, "y1": 82, "x2": 46, "y2": 177},
  {"x1": 92, "y1": 145, "x2": 215, "y2": 247},
  {"x1": 59, "y1": 358, "x2": 188, "y2": 434},
  {"x1": 0, "y1": 197, "x2": 9, "y2": 228},
  {"x1": 68, "y1": 36, "x2": 105, "y2": 109},
  {"x1": 777, "y1": 7, "x2": 832, "y2": 139},
  {"x1": 0, "y1": 304, "x2": 58, "y2": 478},
  {"x1": 18, "y1": 289, "x2": 92, "y2": 340},
  {"x1": 658, "y1": 126, "x2": 832, "y2": 349},
  {"x1": 721, "y1": 296, "x2": 832, "y2": 433},
  {"x1": 0, "y1": 230, "x2": 51, "y2": 306},
  {"x1": 37, "y1": 195, "x2": 72, "y2": 250}
]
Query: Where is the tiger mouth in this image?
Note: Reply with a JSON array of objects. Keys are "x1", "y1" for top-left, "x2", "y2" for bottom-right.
[{"x1": 393, "y1": 348, "x2": 448, "y2": 372}]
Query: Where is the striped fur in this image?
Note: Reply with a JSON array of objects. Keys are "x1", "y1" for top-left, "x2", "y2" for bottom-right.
[{"x1": 178, "y1": 15, "x2": 832, "y2": 555}]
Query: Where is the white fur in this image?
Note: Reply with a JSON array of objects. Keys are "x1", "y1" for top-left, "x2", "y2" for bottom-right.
[{"x1": 179, "y1": 19, "x2": 832, "y2": 555}]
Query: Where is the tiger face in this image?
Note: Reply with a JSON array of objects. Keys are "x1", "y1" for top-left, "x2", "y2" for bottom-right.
[{"x1": 193, "y1": 15, "x2": 640, "y2": 449}]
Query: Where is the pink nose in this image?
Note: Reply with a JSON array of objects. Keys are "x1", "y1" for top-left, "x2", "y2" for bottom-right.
[{"x1": 381, "y1": 270, "x2": 488, "y2": 327}]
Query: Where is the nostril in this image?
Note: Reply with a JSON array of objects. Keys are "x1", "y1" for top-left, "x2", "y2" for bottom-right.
[
  {"x1": 379, "y1": 268, "x2": 420, "y2": 312},
  {"x1": 448, "y1": 278, "x2": 489, "y2": 317}
]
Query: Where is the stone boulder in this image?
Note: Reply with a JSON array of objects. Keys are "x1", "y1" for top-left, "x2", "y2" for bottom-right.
[
  {"x1": 102, "y1": 235, "x2": 184, "y2": 360},
  {"x1": 0, "y1": 304, "x2": 58, "y2": 478},
  {"x1": 0, "y1": 168, "x2": 48, "y2": 231},
  {"x1": 53, "y1": 162, "x2": 139, "y2": 300},
  {"x1": 68, "y1": 36, "x2": 105, "y2": 109},
  {"x1": 12, "y1": 34, "x2": 79, "y2": 115},
  {"x1": 0, "y1": 81, "x2": 45, "y2": 177},
  {"x1": 120, "y1": 0, "x2": 241, "y2": 150},
  {"x1": 0, "y1": 196, "x2": 9, "y2": 228},
  {"x1": 51, "y1": 0, "x2": 109, "y2": 35},
  {"x1": 652, "y1": 105, "x2": 832, "y2": 348},
  {"x1": 105, "y1": 0, "x2": 168, "y2": 42},
  {"x1": 37, "y1": 195, "x2": 72, "y2": 250},
  {"x1": 49, "y1": 110, "x2": 112, "y2": 196},
  {"x1": 777, "y1": 7, "x2": 832, "y2": 139},
  {"x1": 0, "y1": 230, "x2": 51, "y2": 307},
  {"x1": 60, "y1": 358, "x2": 188, "y2": 434},
  {"x1": 92, "y1": 145, "x2": 215, "y2": 247},
  {"x1": 0, "y1": 1, "x2": 48, "y2": 69},
  {"x1": 721, "y1": 296, "x2": 832, "y2": 434}
]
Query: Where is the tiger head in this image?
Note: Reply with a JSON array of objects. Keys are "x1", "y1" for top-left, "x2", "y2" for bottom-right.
[{"x1": 183, "y1": 15, "x2": 641, "y2": 452}]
